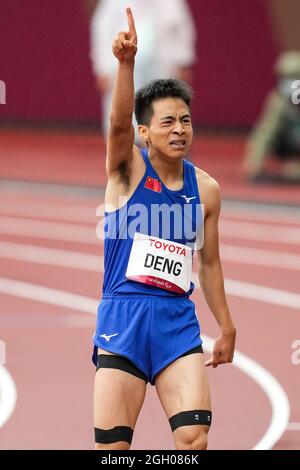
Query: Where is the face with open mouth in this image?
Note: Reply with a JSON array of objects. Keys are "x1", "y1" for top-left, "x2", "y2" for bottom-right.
[
  {"x1": 139, "y1": 97, "x2": 193, "y2": 158},
  {"x1": 170, "y1": 138, "x2": 187, "y2": 150}
]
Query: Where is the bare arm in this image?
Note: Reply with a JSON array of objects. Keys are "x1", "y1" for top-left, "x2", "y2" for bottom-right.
[
  {"x1": 197, "y1": 175, "x2": 236, "y2": 367},
  {"x1": 106, "y1": 8, "x2": 137, "y2": 176}
]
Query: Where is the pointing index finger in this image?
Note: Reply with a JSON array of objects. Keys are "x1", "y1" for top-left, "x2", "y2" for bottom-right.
[{"x1": 126, "y1": 7, "x2": 136, "y2": 35}]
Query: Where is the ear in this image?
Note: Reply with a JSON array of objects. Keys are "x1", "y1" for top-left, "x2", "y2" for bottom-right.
[{"x1": 138, "y1": 125, "x2": 150, "y2": 146}]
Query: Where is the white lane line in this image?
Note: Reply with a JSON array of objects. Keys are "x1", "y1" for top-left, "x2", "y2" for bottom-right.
[
  {"x1": 221, "y1": 210, "x2": 300, "y2": 226},
  {"x1": 0, "y1": 203, "x2": 300, "y2": 228},
  {"x1": 220, "y1": 244, "x2": 300, "y2": 271},
  {"x1": 0, "y1": 365, "x2": 17, "y2": 428},
  {"x1": 0, "y1": 202, "x2": 96, "y2": 223},
  {"x1": 1, "y1": 243, "x2": 299, "y2": 310},
  {"x1": 1, "y1": 199, "x2": 300, "y2": 226},
  {"x1": 220, "y1": 220, "x2": 300, "y2": 244},
  {"x1": 2, "y1": 216, "x2": 300, "y2": 245},
  {"x1": 0, "y1": 217, "x2": 98, "y2": 244},
  {"x1": 0, "y1": 242, "x2": 100, "y2": 271},
  {"x1": 224, "y1": 279, "x2": 300, "y2": 310},
  {"x1": 0, "y1": 239, "x2": 298, "y2": 273},
  {"x1": 203, "y1": 336, "x2": 290, "y2": 450},
  {"x1": 0, "y1": 278, "x2": 290, "y2": 449},
  {"x1": 0, "y1": 278, "x2": 97, "y2": 314},
  {"x1": 286, "y1": 423, "x2": 300, "y2": 431},
  {"x1": 1, "y1": 240, "x2": 300, "y2": 272}
]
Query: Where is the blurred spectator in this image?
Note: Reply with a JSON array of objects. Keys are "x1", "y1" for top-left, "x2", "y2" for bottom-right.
[
  {"x1": 244, "y1": 51, "x2": 300, "y2": 183},
  {"x1": 82, "y1": 0, "x2": 99, "y2": 18},
  {"x1": 90, "y1": 0, "x2": 196, "y2": 136}
]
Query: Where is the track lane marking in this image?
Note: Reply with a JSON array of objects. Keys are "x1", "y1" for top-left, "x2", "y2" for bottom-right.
[
  {"x1": 1, "y1": 216, "x2": 300, "y2": 245},
  {"x1": 0, "y1": 366, "x2": 17, "y2": 428},
  {"x1": 0, "y1": 278, "x2": 291, "y2": 449},
  {"x1": 1, "y1": 240, "x2": 300, "y2": 272},
  {"x1": 1, "y1": 244, "x2": 300, "y2": 310}
]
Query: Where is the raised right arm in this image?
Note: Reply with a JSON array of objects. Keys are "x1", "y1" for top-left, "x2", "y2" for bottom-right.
[{"x1": 106, "y1": 7, "x2": 138, "y2": 177}]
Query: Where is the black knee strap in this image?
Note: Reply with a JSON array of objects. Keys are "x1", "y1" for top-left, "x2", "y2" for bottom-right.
[
  {"x1": 94, "y1": 426, "x2": 133, "y2": 444},
  {"x1": 96, "y1": 354, "x2": 148, "y2": 383},
  {"x1": 169, "y1": 410, "x2": 212, "y2": 432}
]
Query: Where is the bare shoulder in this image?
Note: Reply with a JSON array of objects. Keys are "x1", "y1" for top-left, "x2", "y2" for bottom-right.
[{"x1": 194, "y1": 167, "x2": 221, "y2": 216}]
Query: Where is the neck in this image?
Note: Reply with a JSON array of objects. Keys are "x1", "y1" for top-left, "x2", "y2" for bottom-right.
[{"x1": 148, "y1": 149, "x2": 184, "y2": 184}]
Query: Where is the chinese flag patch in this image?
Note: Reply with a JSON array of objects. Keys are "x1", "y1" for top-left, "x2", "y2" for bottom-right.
[{"x1": 144, "y1": 176, "x2": 162, "y2": 193}]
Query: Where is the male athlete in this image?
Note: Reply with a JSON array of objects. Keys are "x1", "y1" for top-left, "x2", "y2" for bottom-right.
[{"x1": 93, "y1": 8, "x2": 236, "y2": 450}]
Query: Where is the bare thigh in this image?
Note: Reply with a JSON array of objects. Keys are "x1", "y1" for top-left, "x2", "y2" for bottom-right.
[
  {"x1": 155, "y1": 353, "x2": 211, "y2": 448},
  {"x1": 94, "y1": 349, "x2": 147, "y2": 450}
]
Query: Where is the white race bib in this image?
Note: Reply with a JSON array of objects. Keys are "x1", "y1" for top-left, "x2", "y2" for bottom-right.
[{"x1": 126, "y1": 233, "x2": 192, "y2": 294}]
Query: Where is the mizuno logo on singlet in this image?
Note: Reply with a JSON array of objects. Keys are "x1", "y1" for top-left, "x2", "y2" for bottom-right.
[
  {"x1": 100, "y1": 333, "x2": 119, "y2": 342},
  {"x1": 180, "y1": 195, "x2": 196, "y2": 203}
]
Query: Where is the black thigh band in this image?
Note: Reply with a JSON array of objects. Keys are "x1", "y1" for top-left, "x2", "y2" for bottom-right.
[
  {"x1": 179, "y1": 345, "x2": 203, "y2": 358},
  {"x1": 169, "y1": 410, "x2": 212, "y2": 432},
  {"x1": 96, "y1": 354, "x2": 149, "y2": 383},
  {"x1": 94, "y1": 426, "x2": 133, "y2": 444}
]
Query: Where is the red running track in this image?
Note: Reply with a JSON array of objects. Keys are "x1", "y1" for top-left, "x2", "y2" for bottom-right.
[
  {"x1": 0, "y1": 190, "x2": 299, "y2": 449},
  {"x1": 1, "y1": 130, "x2": 300, "y2": 204},
  {"x1": 0, "y1": 131, "x2": 299, "y2": 449}
]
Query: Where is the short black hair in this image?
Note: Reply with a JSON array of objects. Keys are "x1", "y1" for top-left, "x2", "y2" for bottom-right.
[{"x1": 135, "y1": 78, "x2": 193, "y2": 125}]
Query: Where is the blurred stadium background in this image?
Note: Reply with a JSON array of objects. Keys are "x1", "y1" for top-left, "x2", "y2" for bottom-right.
[{"x1": 0, "y1": 0, "x2": 299, "y2": 450}]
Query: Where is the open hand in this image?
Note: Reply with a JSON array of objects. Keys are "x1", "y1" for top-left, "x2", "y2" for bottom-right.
[{"x1": 112, "y1": 8, "x2": 137, "y2": 64}]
